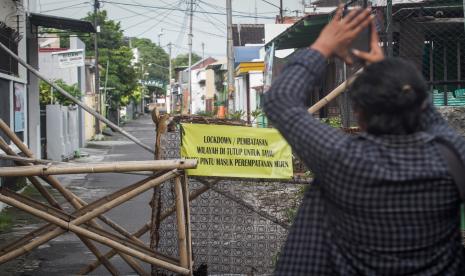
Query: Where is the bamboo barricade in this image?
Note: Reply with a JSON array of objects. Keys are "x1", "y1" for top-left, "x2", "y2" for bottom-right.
[
  {"x1": 0, "y1": 193, "x2": 189, "y2": 275},
  {"x1": 0, "y1": 119, "x2": 156, "y2": 274},
  {"x1": 0, "y1": 160, "x2": 197, "y2": 177},
  {"x1": 80, "y1": 182, "x2": 215, "y2": 274},
  {"x1": 0, "y1": 118, "x2": 169, "y2": 241},
  {"x1": 0, "y1": 41, "x2": 154, "y2": 155},
  {"x1": 0, "y1": 122, "x2": 197, "y2": 275}
]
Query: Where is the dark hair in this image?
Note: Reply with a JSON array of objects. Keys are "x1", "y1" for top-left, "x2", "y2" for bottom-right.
[{"x1": 349, "y1": 58, "x2": 429, "y2": 135}]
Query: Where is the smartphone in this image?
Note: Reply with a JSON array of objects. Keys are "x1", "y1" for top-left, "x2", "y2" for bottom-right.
[{"x1": 343, "y1": 3, "x2": 371, "y2": 55}]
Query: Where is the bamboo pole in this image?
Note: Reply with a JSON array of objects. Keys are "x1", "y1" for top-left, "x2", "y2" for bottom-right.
[
  {"x1": 174, "y1": 176, "x2": 189, "y2": 268},
  {"x1": 0, "y1": 121, "x2": 161, "y2": 274},
  {"x1": 0, "y1": 137, "x2": 62, "y2": 209},
  {"x1": 80, "y1": 183, "x2": 213, "y2": 274},
  {"x1": 0, "y1": 170, "x2": 179, "y2": 264},
  {"x1": 0, "y1": 141, "x2": 122, "y2": 275},
  {"x1": 0, "y1": 154, "x2": 58, "y2": 165},
  {"x1": 0, "y1": 175, "x2": 159, "y2": 254},
  {"x1": 0, "y1": 188, "x2": 157, "y2": 258},
  {"x1": 0, "y1": 159, "x2": 197, "y2": 177},
  {"x1": 307, "y1": 68, "x2": 362, "y2": 114},
  {"x1": 0, "y1": 194, "x2": 189, "y2": 275},
  {"x1": 181, "y1": 173, "x2": 193, "y2": 274},
  {"x1": 0, "y1": 133, "x2": 150, "y2": 274},
  {"x1": 0, "y1": 45, "x2": 155, "y2": 154}
]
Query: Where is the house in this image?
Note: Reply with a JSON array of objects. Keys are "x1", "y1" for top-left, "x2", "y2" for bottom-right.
[
  {"x1": 235, "y1": 61, "x2": 265, "y2": 125},
  {"x1": 0, "y1": 0, "x2": 94, "y2": 181},
  {"x1": 178, "y1": 57, "x2": 217, "y2": 115},
  {"x1": 265, "y1": 0, "x2": 465, "y2": 127}
]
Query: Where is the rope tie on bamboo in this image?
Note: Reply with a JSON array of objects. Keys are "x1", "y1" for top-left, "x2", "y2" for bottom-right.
[{"x1": 42, "y1": 163, "x2": 52, "y2": 176}]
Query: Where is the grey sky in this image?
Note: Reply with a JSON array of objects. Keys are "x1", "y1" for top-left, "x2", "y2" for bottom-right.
[{"x1": 36, "y1": 0, "x2": 306, "y2": 58}]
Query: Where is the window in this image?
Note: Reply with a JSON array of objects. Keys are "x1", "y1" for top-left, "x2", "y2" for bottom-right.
[{"x1": 0, "y1": 21, "x2": 19, "y2": 76}]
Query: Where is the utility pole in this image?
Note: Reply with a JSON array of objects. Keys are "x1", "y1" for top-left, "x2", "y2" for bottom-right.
[
  {"x1": 93, "y1": 0, "x2": 100, "y2": 133},
  {"x1": 280, "y1": 0, "x2": 283, "y2": 23},
  {"x1": 168, "y1": 42, "x2": 173, "y2": 114},
  {"x1": 201, "y1": 42, "x2": 205, "y2": 66},
  {"x1": 254, "y1": 0, "x2": 258, "y2": 24},
  {"x1": 386, "y1": 0, "x2": 393, "y2": 57},
  {"x1": 187, "y1": 0, "x2": 194, "y2": 114},
  {"x1": 226, "y1": 0, "x2": 234, "y2": 113},
  {"x1": 158, "y1": 29, "x2": 163, "y2": 47}
]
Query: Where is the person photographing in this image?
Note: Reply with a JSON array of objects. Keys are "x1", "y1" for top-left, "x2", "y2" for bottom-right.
[{"x1": 265, "y1": 5, "x2": 465, "y2": 275}]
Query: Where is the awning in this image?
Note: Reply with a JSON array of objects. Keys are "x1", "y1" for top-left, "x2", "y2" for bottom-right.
[
  {"x1": 235, "y1": 62, "x2": 265, "y2": 76},
  {"x1": 29, "y1": 13, "x2": 96, "y2": 33},
  {"x1": 265, "y1": 13, "x2": 330, "y2": 50}
]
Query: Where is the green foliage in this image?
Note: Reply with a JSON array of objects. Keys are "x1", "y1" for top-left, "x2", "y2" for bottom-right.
[
  {"x1": 39, "y1": 80, "x2": 81, "y2": 106},
  {"x1": 171, "y1": 53, "x2": 202, "y2": 76},
  {"x1": 131, "y1": 37, "x2": 169, "y2": 83},
  {"x1": 228, "y1": 110, "x2": 245, "y2": 120},
  {"x1": 81, "y1": 10, "x2": 125, "y2": 51},
  {"x1": 0, "y1": 211, "x2": 12, "y2": 232},
  {"x1": 321, "y1": 116, "x2": 342, "y2": 128},
  {"x1": 99, "y1": 47, "x2": 137, "y2": 108},
  {"x1": 195, "y1": 110, "x2": 215, "y2": 117}
]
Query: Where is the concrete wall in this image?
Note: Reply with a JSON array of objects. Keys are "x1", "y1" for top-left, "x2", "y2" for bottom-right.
[
  {"x1": 46, "y1": 104, "x2": 80, "y2": 161},
  {"x1": 191, "y1": 69, "x2": 206, "y2": 114},
  {"x1": 83, "y1": 96, "x2": 97, "y2": 141},
  {"x1": 438, "y1": 107, "x2": 465, "y2": 137}
]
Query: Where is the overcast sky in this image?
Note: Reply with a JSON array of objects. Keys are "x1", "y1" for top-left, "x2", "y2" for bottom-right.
[{"x1": 36, "y1": 0, "x2": 307, "y2": 58}]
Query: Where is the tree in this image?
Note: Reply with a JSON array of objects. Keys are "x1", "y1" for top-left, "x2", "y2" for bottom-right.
[
  {"x1": 171, "y1": 53, "x2": 202, "y2": 76},
  {"x1": 99, "y1": 47, "x2": 138, "y2": 108},
  {"x1": 79, "y1": 10, "x2": 138, "y2": 111},
  {"x1": 39, "y1": 80, "x2": 81, "y2": 106},
  {"x1": 81, "y1": 10, "x2": 125, "y2": 52},
  {"x1": 131, "y1": 37, "x2": 169, "y2": 83},
  {"x1": 172, "y1": 53, "x2": 202, "y2": 67}
]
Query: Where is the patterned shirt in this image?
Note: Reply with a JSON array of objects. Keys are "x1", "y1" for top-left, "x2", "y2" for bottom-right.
[{"x1": 264, "y1": 49, "x2": 465, "y2": 275}]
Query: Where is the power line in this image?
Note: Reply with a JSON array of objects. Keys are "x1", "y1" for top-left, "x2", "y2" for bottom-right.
[
  {"x1": 260, "y1": 0, "x2": 280, "y2": 9},
  {"x1": 99, "y1": 1, "x2": 275, "y2": 19},
  {"x1": 115, "y1": 0, "x2": 183, "y2": 31},
  {"x1": 108, "y1": 1, "x2": 226, "y2": 39},
  {"x1": 196, "y1": 2, "x2": 226, "y2": 27},
  {"x1": 40, "y1": 2, "x2": 89, "y2": 13},
  {"x1": 197, "y1": 0, "x2": 279, "y2": 15},
  {"x1": 135, "y1": 3, "x2": 180, "y2": 36}
]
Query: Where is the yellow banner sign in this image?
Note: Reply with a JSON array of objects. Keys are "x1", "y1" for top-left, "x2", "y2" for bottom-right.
[{"x1": 180, "y1": 124, "x2": 293, "y2": 179}]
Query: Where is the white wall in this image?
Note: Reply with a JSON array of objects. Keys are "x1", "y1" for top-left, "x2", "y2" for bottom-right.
[
  {"x1": 0, "y1": 0, "x2": 29, "y2": 154},
  {"x1": 191, "y1": 68, "x2": 206, "y2": 114}
]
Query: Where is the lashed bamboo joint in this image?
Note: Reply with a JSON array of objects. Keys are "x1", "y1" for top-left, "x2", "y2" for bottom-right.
[{"x1": 0, "y1": 160, "x2": 197, "y2": 177}]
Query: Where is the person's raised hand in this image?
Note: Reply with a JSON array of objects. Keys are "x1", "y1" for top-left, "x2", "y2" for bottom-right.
[
  {"x1": 310, "y1": 5, "x2": 373, "y2": 64},
  {"x1": 352, "y1": 20, "x2": 384, "y2": 64}
]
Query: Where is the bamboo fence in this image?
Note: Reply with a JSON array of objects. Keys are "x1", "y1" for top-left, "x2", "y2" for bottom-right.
[{"x1": 0, "y1": 119, "x2": 197, "y2": 275}]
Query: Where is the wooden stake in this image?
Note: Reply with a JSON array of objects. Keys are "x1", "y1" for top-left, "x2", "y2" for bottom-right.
[
  {"x1": 0, "y1": 160, "x2": 197, "y2": 177},
  {"x1": 174, "y1": 176, "x2": 188, "y2": 268},
  {"x1": 0, "y1": 194, "x2": 189, "y2": 275}
]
